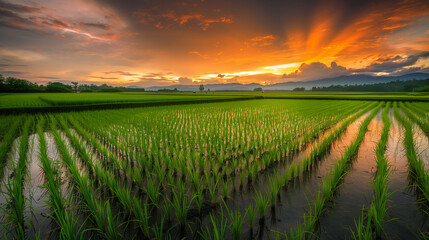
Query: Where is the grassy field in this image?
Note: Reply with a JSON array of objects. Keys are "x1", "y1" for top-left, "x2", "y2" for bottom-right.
[
  {"x1": 0, "y1": 92, "x2": 428, "y2": 112},
  {"x1": 0, "y1": 92, "x2": 251, "y2": 109},
  {"x1": 0, "y1": 98, "x2": 428, "y2": 239}
]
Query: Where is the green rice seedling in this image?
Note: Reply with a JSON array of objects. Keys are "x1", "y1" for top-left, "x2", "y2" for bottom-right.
[
  {"x1": 198, "y1": 213, "x2": 228, "y2": 240},
  {"x1": 98, "y1": 201, "x2": 122, "y2": 240},
  {"x1": 163, "y1": 195, "x2": 173, "y2": 223},
  {"x1": 230, "y1": 175, "x2": 236, "y2": 192},
  {"x1": 269, "y1": 177, "x2": 280, "y2": 208},
  {"x1": 246, "y1": 203, "x2": 257, "y2": 230},
  {"x1": 351, "y1": 208, "x2": 373, "y2": 240},
  {"x1": 189, "y1": 166, "x2": 200, "y2": 191},
  {"x1": 146, "y1": 174, "x2": 161, "y2": 204},
  {"x1": 287, "y1": 102, "x2": 383, "y2": 237},
  {"x1": 170, "y1": 187, "x2": 193, "y2": 228},
  {"x1": 239, "y1": 172, "x2": 245, "y2": 188},
  {"x1": 194, "y1": 186, "x2": 204, "y2": 215},
  {"x1": 399, "y1": 101, "x2": 428, "y2": 136},
  {"x1": 288, "y1": 162, "x2": 296, "y2": 180},
  {"x1": 222, "y1": 179, "x2": 228, "y2": 199},
  {"x1": 405, "y1": 102, "x2": 428, "y2": 120},
  {"x1": 49, "y1": 115, "x2": 118, "y2": 239},
  {"x1": 206, "y1": 175, "x2": 220, "y2": 205},
  {"x1": 52, "y1": 210, "x2": 87, "y2": 240},
  {"x1": 223, "y1": 202, "x2": 246, "y2": 240},
  {"x1": 367, "y1": 102, "x2": 392, "y2": 237},
  {"x1": 132, "y1": 197, "x2": 151, "y2": 238},
  {"x1": 297, "y1": 101, "x2": 379, "y2": 175},
  {"x1": 152, "y1": 216, "x2": 171, "y2": 240},
  {"x1": 0, "y1": 116, "x2": 22, "y2": 180},
  {"x1": 273, "y1": 221, "x2": 306, "y2": 240},
  {"x1": 1, "y1": 117, "x2": 32, "y2": 239},
  {"x1": 255, "y1": 191, "x2": 269, "y2": 224},
  {"x1": 394, "y1": 102, "x2": 429, "y2": 202}
]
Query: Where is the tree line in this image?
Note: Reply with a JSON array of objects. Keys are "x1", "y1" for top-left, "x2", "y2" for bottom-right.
[
  {"x1": 310, "y1": 79, "x2": 429, "y2": 92},
  {"x1": 0, "y1": 74, "x2": 134, "y2": 93}
]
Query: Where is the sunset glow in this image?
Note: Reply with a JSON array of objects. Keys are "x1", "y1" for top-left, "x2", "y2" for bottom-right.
[{"x1": 0, "y1": 0, "x2": 428, "y2": 87}]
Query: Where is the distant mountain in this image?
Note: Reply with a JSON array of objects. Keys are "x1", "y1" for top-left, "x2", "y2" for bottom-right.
[
  {"x1": 145, "y1": 82, "x2": 263, "y2": 91},
  {"x1": 265, "y1": 73, "x2": 429, "y2": 90},
  {"x1": 143, "y1": 73, "x2": 429, "y2": 91}
]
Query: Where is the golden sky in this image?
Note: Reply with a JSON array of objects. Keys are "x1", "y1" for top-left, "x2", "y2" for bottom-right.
[{"x1": 0, "y1": 0, "x2": 428, "y2": 86}]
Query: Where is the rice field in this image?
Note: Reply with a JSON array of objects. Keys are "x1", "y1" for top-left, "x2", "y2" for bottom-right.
[
  {"x1": 0, "y1": 93, "x2": 257, "y2": 110},
  {"x1": 0, "y1": 98, "x2": 428, "y2": 239}
]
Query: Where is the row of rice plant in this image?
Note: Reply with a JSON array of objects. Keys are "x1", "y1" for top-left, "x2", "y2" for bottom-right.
[
  {"x1": 399, "y1": 102, "x2": 429, "y2": 137},
  {"x1": 36, "y1": 115, "x2": 83, "y2": 239},
  {"x1": 352, "y1": 102, "x2": 392, "y2": 239},
  {"x1": 0, "y1": 115, "x2": 23, "y2": 180},
  {"x1": 405, "y1": 102, "x2": 428, "y2": 121},
  {"x1": 230, "y1": 101, "x2": 378, "y2": 236},
  {"x1": 73, "y1": 100, "x2": 365, "y2": 184},
  {"x1": 283, "y1": 102, "x2": 383, "y2": 239},
  {"x1": 394, "y1": 102, "x2": 429, "y2": 202},
  {"x1": 1, "y1": 116, "x2": 32, "y2": 239},
  {"x1": 53, "y1": 115, "x2": 156, "y2": 238}
]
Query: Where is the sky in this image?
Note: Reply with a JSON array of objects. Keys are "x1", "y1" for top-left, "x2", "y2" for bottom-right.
[{"x1": 0, "y1": 0, "x2": 428, "y2": 87}]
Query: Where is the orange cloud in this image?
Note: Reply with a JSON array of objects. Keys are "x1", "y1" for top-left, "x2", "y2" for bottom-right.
[{"x1": 250, "y1": 35, "x2": 277, "y2": 46}]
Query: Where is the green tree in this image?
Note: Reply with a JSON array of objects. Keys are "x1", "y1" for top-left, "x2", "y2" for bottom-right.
[
  {"x1": 46, "y1": 82, "x2": 73, "y2": 92},
  {"x1": 71, "y1": 82, "x2": 78, "y2": 92}
]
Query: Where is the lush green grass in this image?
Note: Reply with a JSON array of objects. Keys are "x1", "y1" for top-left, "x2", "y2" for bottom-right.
[
  {"x1": 38, "y1": 92, "x2": 247, "y2": 106},
  {"x1": 0, "y1": 93, "x2": 51, "y2": 108},
  {"x1": 0, "y1": 92, "x2": 427, "y2": 111},
  {"x1": 0, "y1": 92, "x2": 252, "y2": 109}
]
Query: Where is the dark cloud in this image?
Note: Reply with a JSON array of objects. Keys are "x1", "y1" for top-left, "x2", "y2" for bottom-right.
[
  {"x1": 0, "y1": 63, "x2": 26, "y2": 67},
  {"x1": 389, "y1": 66, "x2": 429, "y2": 75},
  {"x1": 79, "y1": 22, "x2": 114, "y2": 30},
  {"x1": 283, "y1": 62, "x2": 349, "y2": 81},
  {"x1": 356, "y1": 51, "x2": 429, "y2": 73},
  {"x1": 0, "y1": 1, "x2": 41, "y2": 13},
  {"x1": 0, "y1": 8, "x2": 35, "y2": 29},
  {"x1": 0, "y1": 70, "x2": 26, "y2": 75},
  {"x1": 282, "y1": 51, "x2": 429, "y2": 81}
]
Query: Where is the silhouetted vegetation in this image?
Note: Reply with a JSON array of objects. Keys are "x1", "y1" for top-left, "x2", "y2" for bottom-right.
[
  {"x1": 0, "y1": 74, "x2": 126, "y2": 93},
  {"x1": 158, "y1": 88, "x2": 179, "y2": 92},
  {"x1": 98, "y1": 87, "x2": 124, "y2": 92},
  {"x1": 311, "y1": 79, "x2": 429, "y2": 92},
  {"x1": 254, "y1": 87, "x2": 263, "y2": 92},
  {"x1": 0, "y1": 75, "x2": 43, "y2": 93},
  {"x1": 46, "y1": 82, "x2": 73, "y2": 92},
  {"x1": 292, "y1": 87, "x2": 306, "y2": 91}
]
